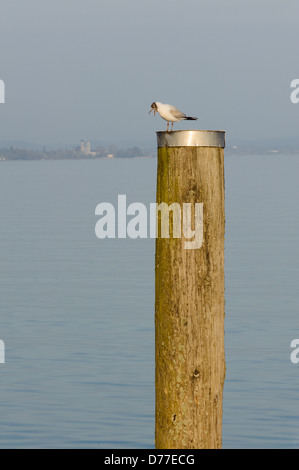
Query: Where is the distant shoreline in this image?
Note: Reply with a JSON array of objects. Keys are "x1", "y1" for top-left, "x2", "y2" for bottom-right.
[{"x1": 0, "y1": 154, "x2": 156, "y2": 161}]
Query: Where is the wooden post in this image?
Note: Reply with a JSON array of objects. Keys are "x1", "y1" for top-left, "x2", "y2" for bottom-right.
[{"x1": 155, "y1": 130, "x2": 225, "y2": 449}]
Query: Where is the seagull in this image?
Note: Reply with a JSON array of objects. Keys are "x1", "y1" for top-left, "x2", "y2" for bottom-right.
[{"x1": 149, "y1": 101, "x2": 197, "y2": 131}]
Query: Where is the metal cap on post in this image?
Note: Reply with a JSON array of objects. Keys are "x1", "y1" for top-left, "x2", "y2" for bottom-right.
[
  {"x1": 155, "y1": 129, "x2": 226, "y2": 449},
  {"x1": 156, "y1": 129, "x2": 225, "y2": 148}
]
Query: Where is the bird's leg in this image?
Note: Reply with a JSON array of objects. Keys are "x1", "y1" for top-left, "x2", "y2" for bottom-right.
[
  {"x1": 167, "y1": 122, "x2": 169, "y2": 132},
  {"x1": 171, "y1": 122, "x2": 174, "y2": 131}
]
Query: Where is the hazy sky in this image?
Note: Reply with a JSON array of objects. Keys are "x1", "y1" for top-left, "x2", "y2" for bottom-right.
[{"x1": 0, "y1": 0, "x2": 298, "y2": 146}]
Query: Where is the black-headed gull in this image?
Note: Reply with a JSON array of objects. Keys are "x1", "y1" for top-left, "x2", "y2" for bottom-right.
[{"x1": 149, "y1": 101, "x2": 197, "y2": 131}]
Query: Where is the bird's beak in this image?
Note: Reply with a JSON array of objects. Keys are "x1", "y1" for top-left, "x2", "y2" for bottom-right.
[
  {"x1": 149, "y1": 108, "x2": 156, "y2": 116},
  {"x1": 149, "y1": 108, "x2": 153, "y2": 114}
]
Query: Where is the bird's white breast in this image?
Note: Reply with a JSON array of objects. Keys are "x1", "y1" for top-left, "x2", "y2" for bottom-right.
[{"x1": 156, "y1": 103, "x2": 181, "y2": 122}]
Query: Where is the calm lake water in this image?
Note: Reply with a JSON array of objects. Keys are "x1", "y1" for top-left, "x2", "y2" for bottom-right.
[{"x1": 0, "y1": 155, "x2": 299, "y2": 448}]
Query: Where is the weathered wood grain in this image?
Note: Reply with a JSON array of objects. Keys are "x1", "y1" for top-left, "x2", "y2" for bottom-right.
[{"x1": 155, "y1": 146, "x2": 225, "y2": 449}]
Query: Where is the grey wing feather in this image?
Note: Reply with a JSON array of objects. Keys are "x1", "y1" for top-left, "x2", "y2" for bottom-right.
[{"x1": 169, "y1": 105, "x2": 187, "y2": 119}]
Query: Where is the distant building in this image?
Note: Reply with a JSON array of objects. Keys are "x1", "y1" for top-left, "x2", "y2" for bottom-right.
[
  {"x1": 80, "y1": 140, "x2": 97, "y2": 156},
  {"x1": 107, "y1": 154, "x2": 114, "y2": 158}
]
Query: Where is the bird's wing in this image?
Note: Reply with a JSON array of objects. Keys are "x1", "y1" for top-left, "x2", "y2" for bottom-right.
[{"x1": 168, "y1": 105, "x2": 186, "y2": 119}]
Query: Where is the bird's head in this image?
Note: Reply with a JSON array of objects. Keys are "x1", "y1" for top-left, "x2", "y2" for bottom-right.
[{"x1": 149, "y1": 102, "x2": 158, "y2": 116}]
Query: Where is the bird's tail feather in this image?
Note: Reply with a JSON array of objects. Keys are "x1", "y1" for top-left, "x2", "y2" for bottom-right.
[{"x1": 184, "y1": 117, "x2": 197, "y2": 120}]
